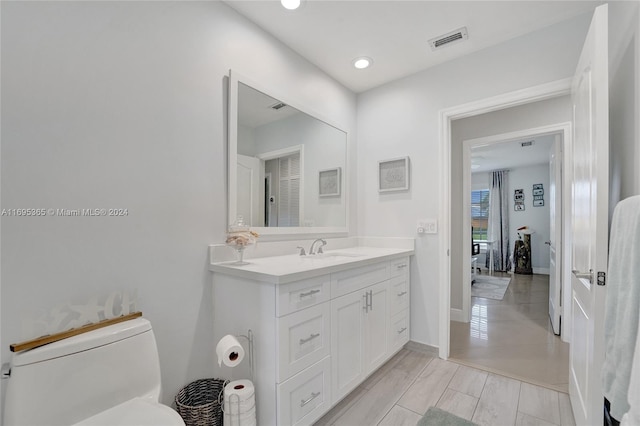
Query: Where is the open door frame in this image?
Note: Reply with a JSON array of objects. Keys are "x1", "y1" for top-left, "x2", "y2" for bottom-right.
[
  {"x1": 459, "y1": 123, "x2": 572, "y2": 344},
  {"x1": 438, "y1": 78, "x2": 573, "y2": 359}
]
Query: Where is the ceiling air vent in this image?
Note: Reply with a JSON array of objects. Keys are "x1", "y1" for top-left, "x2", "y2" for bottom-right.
[
  {"x1": 429, "y1": 27, "x2": 468, "y2": 51},
  {"x1": 521, "y1": 141, "x2": 534, "y2": 147},
  {"x1": 270, "y1": 102, "x2": 287, "y2": 111}
]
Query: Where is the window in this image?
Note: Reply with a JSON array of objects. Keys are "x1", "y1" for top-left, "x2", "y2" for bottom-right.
[{"x1": 471, "y1": 189, "x2": 489, "y2": 241}]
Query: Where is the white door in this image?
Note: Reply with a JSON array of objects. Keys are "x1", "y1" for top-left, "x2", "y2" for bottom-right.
[
  {"x1": 331, "y1": 290, "x2": 365, "y2": 403},
  {"x1": 237, "y1": 154, "x2": 264, "y2": 226},
  {"x1": 364, "y1": 282, "x2": 389, "y2": 374},
  {"x1": 548, "y1": 137, "x2": 562, "y2": 335},
  {"x1": 569, "y1": 5, "x2": 609, "y2": 425}
]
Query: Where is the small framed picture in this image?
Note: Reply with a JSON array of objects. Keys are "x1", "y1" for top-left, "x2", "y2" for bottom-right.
[
  {"x1": 378, "y1": 157, "x2": 410, "y2": 193},
  {"x1": 319, "y1": 167, "x2": 341, "y2": 197},
  {"x1": 515, "y1": 203, "x2": 525, "y2": 211},
  {"x1": 533, "y1": 199, "x2": 545, "y2": 207},
  {"x1": 533, "y1": 195, "x2": 544, "y2": 201},
  {"x1": 533, "y1": 184, "x2": 543, "y2": 190},
  {"x1": 533, "y1": 188, "x2": 544, "y2": 196}
]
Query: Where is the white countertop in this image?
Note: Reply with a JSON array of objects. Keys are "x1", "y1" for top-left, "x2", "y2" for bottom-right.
[{"x1": 210, "y1": 246, "x2": 414, "y2": 284}]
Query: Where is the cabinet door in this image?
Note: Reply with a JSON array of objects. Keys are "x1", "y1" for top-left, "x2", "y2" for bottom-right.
[
  {"x1": 364, "y1": 281, "x2": 389, "y2": 374},
  {"x1": 331, "y1": 290, "x2": 366, "y2": 403}
]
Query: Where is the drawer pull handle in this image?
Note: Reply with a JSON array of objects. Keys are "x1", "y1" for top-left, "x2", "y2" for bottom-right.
[
  {"x1": 299, "y1": 289, "x2": 321, "y2": 298},
  {"x1": 299, "y1": 333, "x2": 320, "y2": 345},
  {"x1": 397, "y1": 327, "x2": 407, "y2": 334},
  {"x1": 396, "y1": 264, "x2": 407, "y2": 269},
  {"x1": 300, "y1": 391, "x2": 321, "y2": 407},
  {"x1": 397, "y1": 291, "x2": 407, "y2": 297}
]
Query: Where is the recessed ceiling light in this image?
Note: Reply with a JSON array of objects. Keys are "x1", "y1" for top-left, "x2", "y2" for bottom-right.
[
  {"x1": 281, "y1": 0, "x2": 301, "y2": 10},
  {"x1": 353, "y1": 57, "x2": 373, "y2": 69}
]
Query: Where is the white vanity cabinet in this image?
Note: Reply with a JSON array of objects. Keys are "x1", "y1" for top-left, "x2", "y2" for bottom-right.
[{"x1": 211, "y1": 251, "x2": 411, "y2": 426}]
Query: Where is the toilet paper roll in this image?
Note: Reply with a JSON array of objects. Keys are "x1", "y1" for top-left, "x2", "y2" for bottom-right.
[
  {"x1": 216, "y1": 335, "x2": 245, "y2": 367},
  {"x1": 223, "y1": 379, "x2": 255, "y2": 402},
  {"x1": 224, "y1": 379, "x2": 257, "y2": 425}
]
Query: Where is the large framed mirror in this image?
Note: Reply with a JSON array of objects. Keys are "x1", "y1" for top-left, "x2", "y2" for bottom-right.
[{"x1": 228, "y1": 71, "x2": 348, "y2": 238}]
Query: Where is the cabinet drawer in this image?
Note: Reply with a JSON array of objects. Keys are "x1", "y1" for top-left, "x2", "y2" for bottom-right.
[
  {"x1": 277, "y1": 275, "x2": 331, "y2": 317},
  {"x1": 278, "y1": 302, "x2": 331, "y2": 382},
  {"x1": 388, "y1": 275, "x2": 409, "y2": 316},
  {"x1": 331, "y1": 263, "x2": 388, "y2": 298},
  {"x1": 389, "y1": 257, "x2": 410, "y2": 279},
  {"x1": 277, "y1": 357, "x2": 331, "y2": 426},
  {"x1": 389, "y1": 310, "x2": 409, "y2": 353}
]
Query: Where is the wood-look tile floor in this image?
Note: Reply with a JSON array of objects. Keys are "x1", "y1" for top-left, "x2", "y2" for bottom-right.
[
  {"x1": 313, "y1": 348, "x2": 576, "y2": 426},
  {"x1": 450, "y1": 272, "x2": 570, "y2": 393}
]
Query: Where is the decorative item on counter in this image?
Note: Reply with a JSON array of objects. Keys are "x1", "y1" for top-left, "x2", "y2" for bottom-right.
[{"x1": 226, "y1": 216, "x2": 259, "y2": 265}]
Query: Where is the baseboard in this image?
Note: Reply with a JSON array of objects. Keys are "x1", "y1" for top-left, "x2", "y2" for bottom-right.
[
  {"x1": 533, "y1": 267, "x2": 550, "y2": 275},
  {"x1": 405, "y1": 340, "x2": 439, "y2": 356},
  {"x1": 450, "y1": 308, "x2": 465, "y2": 322}
]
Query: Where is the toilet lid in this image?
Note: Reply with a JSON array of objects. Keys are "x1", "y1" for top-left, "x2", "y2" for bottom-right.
[{"x1": 73, "y1": 398, "x2": 185, "y2": 426}]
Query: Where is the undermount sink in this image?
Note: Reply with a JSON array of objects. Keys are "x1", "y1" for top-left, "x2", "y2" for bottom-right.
[{"x1": 300, "y1": 252, "x2": 365, "y2": 260}]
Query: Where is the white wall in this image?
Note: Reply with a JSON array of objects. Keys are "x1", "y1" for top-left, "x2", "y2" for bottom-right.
[
  {"x1": 508, "y1": 164, "x2": 551, "y2": 273},
  {"x1": 357, "y1": 15, "x2": 589, "y2": 346},
  {"x1": 609, "y1": 1, "x2": 640, "y2": 208},
  {"x1": 0, "y1": 0, "x2": 356, "y2": 411}
]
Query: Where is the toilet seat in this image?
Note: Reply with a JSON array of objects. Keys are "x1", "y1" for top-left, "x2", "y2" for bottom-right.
[{"x1": 73, "y1": 397, "x2": 185, "y2": 426}]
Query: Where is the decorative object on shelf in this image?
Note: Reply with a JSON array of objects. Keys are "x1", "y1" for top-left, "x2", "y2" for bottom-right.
[
  {"x1": 225, "y1": 216, "x2": 259, "y2": 265},
  {"x1": 319, "y1": 167, "x2": 341, "y2": 197},
  {"x1": 378, "y1": 156, "x2": 410, "y2": 193},
  {"x1": 514, "y1": 188, "x2": 525, "y2": 211},
  {"x1": 514, "y1": 226, "x2": 532, "y2": 274},
  {"x1": 532, "y1": 183, "x2": 544, "y2": 207}
]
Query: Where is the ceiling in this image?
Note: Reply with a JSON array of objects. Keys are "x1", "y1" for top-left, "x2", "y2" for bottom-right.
[
  {"x1": 471, "y1": 134, "x2": 556, "y2": 174},
  {"x1": 225, "y1": 0, "x2": 603, "y2": 93}
]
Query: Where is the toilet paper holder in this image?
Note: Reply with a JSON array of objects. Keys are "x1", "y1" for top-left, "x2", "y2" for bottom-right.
[{"x1": 217, "y1": 330, "x2": 254, "y2": 382}]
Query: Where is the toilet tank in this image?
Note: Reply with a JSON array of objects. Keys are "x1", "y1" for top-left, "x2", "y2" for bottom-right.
[{"x1": 4, "y1": 318, "x2": 164, "y2": 426}]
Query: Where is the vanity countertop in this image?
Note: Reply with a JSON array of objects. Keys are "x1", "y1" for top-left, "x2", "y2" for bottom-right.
[{"x1": 210, "y1": 246, "x2": 414, "y2": 284}]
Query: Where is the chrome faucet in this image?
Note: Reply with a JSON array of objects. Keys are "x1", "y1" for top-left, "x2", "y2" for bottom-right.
[{"x1": 309, "y1": 238, "x2": 327, "y2": 255}]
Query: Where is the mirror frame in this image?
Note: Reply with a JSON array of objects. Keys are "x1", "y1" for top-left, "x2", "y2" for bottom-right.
[{"x1": 228, "y1": 70, "x2": 349, "y2": 240}]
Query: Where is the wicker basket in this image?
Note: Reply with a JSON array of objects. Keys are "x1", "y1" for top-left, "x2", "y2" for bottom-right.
[{"x1": 175, "y1": 378, "x2": 227, "y2": 426}]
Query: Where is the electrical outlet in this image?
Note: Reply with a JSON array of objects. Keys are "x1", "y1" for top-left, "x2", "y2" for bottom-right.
[{"x1": 417, "y1": 218, "x2": 438, "y2": 234}]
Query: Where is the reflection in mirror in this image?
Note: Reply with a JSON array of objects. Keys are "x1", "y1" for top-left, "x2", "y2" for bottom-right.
[{"x1": 231, "y1": 79, "x2": 347, "y2": 231}]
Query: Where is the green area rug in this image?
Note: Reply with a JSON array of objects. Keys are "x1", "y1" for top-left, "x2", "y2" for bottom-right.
[{"x1": 417, "y1": 407, "x2": 478, "y2": 426}]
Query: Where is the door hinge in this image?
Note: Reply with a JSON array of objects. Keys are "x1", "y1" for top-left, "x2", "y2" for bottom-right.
[{"x1": 597, "y1": 271, "x2": 606, "y2": 286}]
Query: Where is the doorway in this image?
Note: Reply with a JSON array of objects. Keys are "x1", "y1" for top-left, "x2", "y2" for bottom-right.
[
  {"x1": 438, "y1": 78, "x2": 573, "y2": 361},
  {"x1": 451, "y1": 126, "x2": 571, "y2": 391}
]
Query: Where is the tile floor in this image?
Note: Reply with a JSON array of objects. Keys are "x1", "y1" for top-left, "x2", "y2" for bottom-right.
[
  {"x1": 450, "y1": 272, "x2": 570, "y2": 392},
  {"x1": 314, "y1": 348, "x2": 575, "y2": 426},
  {"x1": 315, "y1": 273, "x2": 574, "y2": 426}
]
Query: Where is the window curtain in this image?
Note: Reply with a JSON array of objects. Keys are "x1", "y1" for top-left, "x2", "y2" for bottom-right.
[{"x1": 486, "y1": 170, "x2": 511, "y2": 272}]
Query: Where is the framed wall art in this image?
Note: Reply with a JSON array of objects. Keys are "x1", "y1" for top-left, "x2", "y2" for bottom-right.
[
  {"x1": 318, "y1": 167, "x2": 341, "y2": 197},
  {"x1": 378, "y1": 157, "x2": 410, "y2": 193}
]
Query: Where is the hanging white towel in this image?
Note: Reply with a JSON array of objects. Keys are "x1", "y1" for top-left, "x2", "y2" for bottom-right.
[
  {"x1": 602, "y1": 195, "x2": 640, "y2": 420},
  {"x1": 621, "y1": 312, "x2": 640, "y2": 425}
]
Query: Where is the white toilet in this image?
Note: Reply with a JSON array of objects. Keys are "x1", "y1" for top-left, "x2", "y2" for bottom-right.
[{"x1": 3, "y1": 318, "x2": 185, "y2": 426}]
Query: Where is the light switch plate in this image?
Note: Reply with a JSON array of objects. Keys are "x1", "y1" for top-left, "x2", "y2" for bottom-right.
[{"x1": 417, "y1": 218, "x2": 438, "y2": 234}]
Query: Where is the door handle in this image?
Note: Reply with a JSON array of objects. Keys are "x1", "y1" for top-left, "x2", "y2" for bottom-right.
[
  {"x1": 572, "y1": 269, "x2": 593, "y2": 283},
  {"x1": 545, "y1": 241, "x2": 551, "y2": 246},
  {"x1": 363, "y1": 293, "x2": 368, "y2": 313},
  {"x1": 368, "y1": 290, "x2": 373, "y2": 311}
]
